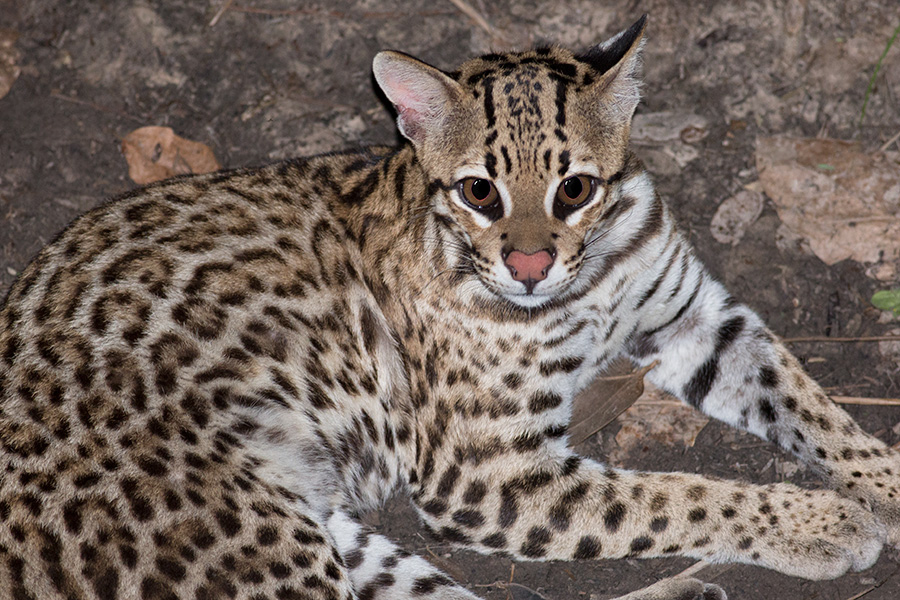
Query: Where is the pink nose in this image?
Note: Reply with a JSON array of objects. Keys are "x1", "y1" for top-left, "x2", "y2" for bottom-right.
[{"x1": 504, "y1": 249, "x2": 555, "y2": 293}]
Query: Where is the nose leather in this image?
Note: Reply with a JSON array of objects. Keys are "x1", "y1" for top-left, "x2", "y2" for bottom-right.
[{"x1": 504, "y1": 250, "x2": 554, "y2": 293}]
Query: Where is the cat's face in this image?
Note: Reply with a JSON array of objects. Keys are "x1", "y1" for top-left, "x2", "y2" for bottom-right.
[{"x1": 374, "y1": 19, "x2": 646, "y2": 308}]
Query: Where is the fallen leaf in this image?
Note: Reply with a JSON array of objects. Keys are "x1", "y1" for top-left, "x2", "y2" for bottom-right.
[
  {"x1": 568, "y1": 358, "x2": 651, "y2": 446},
  {"x1": 631, "y1": 111, "x2": 709, "y2": 172},
  {"x1": 0, "y1": 29, "x2": 22, "y2": 100},
  {"x1": 872, "y1": 289, "x2": 900, "y2": 316},
  {"x1": 756, "y1": 137, "x2": 900, "y2": 267},
  {"x1": 709, "y1": 189, "x2": 764, "y2": 245},
  {"x1": 631, "y1": 111, "x2": 709, "y2": 144},
  {"x1": 609, "y1": 384, "x2": 709, "y2": 464},
  {"x1": 121, "y1": 126, "x2": 221, "y2": 184}
]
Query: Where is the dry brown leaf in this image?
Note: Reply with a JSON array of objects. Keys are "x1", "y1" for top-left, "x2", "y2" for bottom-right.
[
  {"x1": 0, "y1": 29, "x2": 22, "y2": 100},
  {"x1": 568, "y1": 358, "x2": 650, "y2": 446},
  {"x1": 756, "y1": 137, "x2": 900, "y2": 267},
  {"x1": 709, "y1": 189, "x2": 764, "y2": 245},
  {"x1": 121, "y1": 126, "x2": 221, "y2": 184},
  {"x1": 610, "y1": 384, "x2": 709, "y2": 463}
]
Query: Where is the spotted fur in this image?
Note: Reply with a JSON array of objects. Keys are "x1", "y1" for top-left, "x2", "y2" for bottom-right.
[{"x1": 0, "y1": 16, "x2": 896, "y2": 600}]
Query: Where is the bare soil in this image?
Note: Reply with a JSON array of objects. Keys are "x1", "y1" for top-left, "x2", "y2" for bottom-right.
[{"x1": 2, "y1": 1, "x2": 900, "y2": 598}]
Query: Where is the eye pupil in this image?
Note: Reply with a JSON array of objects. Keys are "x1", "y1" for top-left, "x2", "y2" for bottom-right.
[
  {"x1": 555, "y1": 175, "x2": 594, "y2": 208},
  {"x1": 564, "y1": 177, "x2": 583, "y2": 200},
  {"x1": 471, "y1": 179, "x2": 491, "y2": 201},
  {"x1": 460, "y1": 178, "x2": 499, "y2": 209}
]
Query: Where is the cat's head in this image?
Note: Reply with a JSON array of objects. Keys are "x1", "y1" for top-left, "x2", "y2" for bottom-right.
[{"x1": 374, "y1": 16, "x2": 647, "y2": 309}]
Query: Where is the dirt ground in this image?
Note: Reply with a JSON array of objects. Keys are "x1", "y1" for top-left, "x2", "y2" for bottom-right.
[{"x1": 2, "y1": 1, "x2": 900, "y2": 598}]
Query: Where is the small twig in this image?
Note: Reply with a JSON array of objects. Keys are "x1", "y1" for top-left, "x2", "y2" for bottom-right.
[
  {"x1": 446, "y1": 0, "x2": 502, "y2": 41},
  {"x1": 846, "y1": 586, "x2": 878, "y2": 600},
  {"x1": 208, "y1": 0, "x2": 234, "y2": 27},
  {"x1": 859, "y1": 22, "x2": 900, "y2": 126},
  {"x1": 844, "y1": 567, "x2": 898, "y2": 600},
  {"x1": 49, "y1": 91, "x2": 144, "y2": 124},
  {"x1": 226, "y1": 6, "x2": 453, "y2": 19},
  {"x1": 832, "y1": 396, "x2": 900, "y2": 406},
  {"x1": 782, "y1": 335, "x2": 900, "y2": 343},
  {"x1": 879, "y1": 128, "x2": 900, "y2": 152}
]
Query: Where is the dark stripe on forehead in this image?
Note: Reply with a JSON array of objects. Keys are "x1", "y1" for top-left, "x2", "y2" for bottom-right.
[
  {"x1": 554, "y1": 79, "x2": 568, "y2": 127},
  {"x1": 485, "y1": 153, "x2": 498, "y2": 179},
  {"x1": 500, "y1": 147, "x2": 512, "y2": 174},
  {"x1": 557, "y1": 150, "x2": 570, "y2": 176},
  {"x1": 482, "y1": 77, "x2": 496, "y2": 129}
]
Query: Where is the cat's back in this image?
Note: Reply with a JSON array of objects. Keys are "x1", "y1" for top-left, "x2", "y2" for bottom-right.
[{"x1": 0, "y1": 147, "x2": 407, "y2": 578}]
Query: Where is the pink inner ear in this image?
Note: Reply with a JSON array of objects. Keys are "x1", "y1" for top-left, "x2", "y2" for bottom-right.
[
  {"x1": 389, "y1": 79, "x2": 441, "y2": 119},
  {"x1": 396, "y1": 106, "x2": 425, "y2": 142},
  {"x1": 387, "y1": 79, "x2": 422, "y2": 113}
]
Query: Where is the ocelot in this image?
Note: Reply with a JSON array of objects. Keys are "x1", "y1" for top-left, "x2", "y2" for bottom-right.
[{"x1": 0, "y1": 15, "x2": 896, "y2": 600}]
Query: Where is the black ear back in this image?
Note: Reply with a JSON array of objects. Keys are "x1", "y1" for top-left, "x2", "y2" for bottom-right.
[{"x1": 578, "y1": 14, "x2": 648, "y2": 75}]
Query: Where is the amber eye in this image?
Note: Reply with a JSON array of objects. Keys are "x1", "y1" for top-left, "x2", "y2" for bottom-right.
[
  {"x1": 556, "y1": 175, "x2": 595, "y2": 207},
  {"x1": 459, "y1": 178, "x2": 499, "y2": 209}
]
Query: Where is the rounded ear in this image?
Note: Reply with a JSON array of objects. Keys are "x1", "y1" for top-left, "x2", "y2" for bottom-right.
[
  {"x1": 578, "y1": 15, "x2": 648, "y2": 123},
  {"x1": 373, "y1": 51, "x2": 467, "y2": 146}
]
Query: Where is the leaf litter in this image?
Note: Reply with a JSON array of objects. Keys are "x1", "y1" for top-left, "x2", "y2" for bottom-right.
[
  {"x1": 0, "y1": 28, "x2": 21, "y2": 100},
  {"x1": 121, "y1": 126, "x2": 221, "y2": 185},
  {"x1": 570, "y1": 359, "x2": 709, "y2": 463},
  {"x1": 755, "y1": 137, "x2": 900, "y2": 277},
  {"x1": 710, "y1": 189, "x2": 765, "y2": 246}
]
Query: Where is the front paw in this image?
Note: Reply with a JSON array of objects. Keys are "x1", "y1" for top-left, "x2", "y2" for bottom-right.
[
  {"x1": 832, "y1": 450, "x2": 900, "y2": 547},
  {"x1": 739, "y1": 485, "x2": 884, "y2": 579}
]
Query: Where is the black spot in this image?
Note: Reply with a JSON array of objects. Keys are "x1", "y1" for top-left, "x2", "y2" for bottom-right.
[
  {"x1": 436, "y1": 465, "x2": 461, "y2": 498},
  {"x1": 629, "y1": 536, "x2": 653, "y2": 554},
  {"x1": 683, "y1": 358, "x2": 718, "y2": 408},
  {"x1": 520, "y1": 526, "x2": 552, "y2": 558},
  {"x1": 463, "y1": 480, "x2": 488, "y2": 505},
  {"x1": 498, "y1": 488, "x2": 518, "y2": 528},
  {"x1": 715, "y1": 315, "x2": 745, "y2": 352},
  {"x1": 528, "y1": 391, "x2": 563, "y2": 413},
  {"x1": 452, "y1": 509, "x2": 485, "y2": 528},
  {"x1": 603, "y1": 502, "x2": 626, "y2": 532},
  {"x1": 758, "y1": 398, "x2": 777, "y2": 423},
  {"x1": 422, "y1": 499, "x2": 447, "y2": 517},
  {"x1": 481, "y1": 532, "x2": 507, "y2": 548},
  {"x1": 63, "y1": 500, "x2": 83, "y2": 534},
  {"x1": 214, "y1": 510, "x2": 242, "y2": 537},
  {"x1": 758, "y1": 366, "x2": 779, "y2": 388},
  {"x1": 156, "y1": 556, "x2": 187, "y2": 581},
  {"x1": 573, "y1": 535, "x2": 602, "y2": 559},
  {"x1": 688, "y1": 508, "x2": 707, "y2": 522},
  {"x1": 412, "y1": 574, "x2": 454, "y2": 595},
  {"x1": 269, "y1": 562, "x2": 291, "y2": 579},
  {"x1": 257, "y1": 526, "x2": 279, "y2": 546}
]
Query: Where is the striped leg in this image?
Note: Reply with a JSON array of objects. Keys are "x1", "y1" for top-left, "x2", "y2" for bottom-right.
[
  {"x1": 625, "y1": 244, "x2": 900, "y2": 544},
  {"x1": 325, "y1": 510, "x2": 480, "y2": 599}
]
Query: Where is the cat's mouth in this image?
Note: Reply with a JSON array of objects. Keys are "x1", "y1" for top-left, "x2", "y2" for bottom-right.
[{"x1": 490, "y1": 277, "x2": 570, "y2": 308}]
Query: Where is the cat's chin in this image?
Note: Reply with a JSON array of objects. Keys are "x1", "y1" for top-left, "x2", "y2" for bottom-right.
[{"x1": 499, "y1": 291, "x2": 555, "y2": 308}]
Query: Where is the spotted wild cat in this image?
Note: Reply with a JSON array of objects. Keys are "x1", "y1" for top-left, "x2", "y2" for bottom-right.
[{"x1": 1, "y1": 15, "x2": 897, "y2": 600}]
